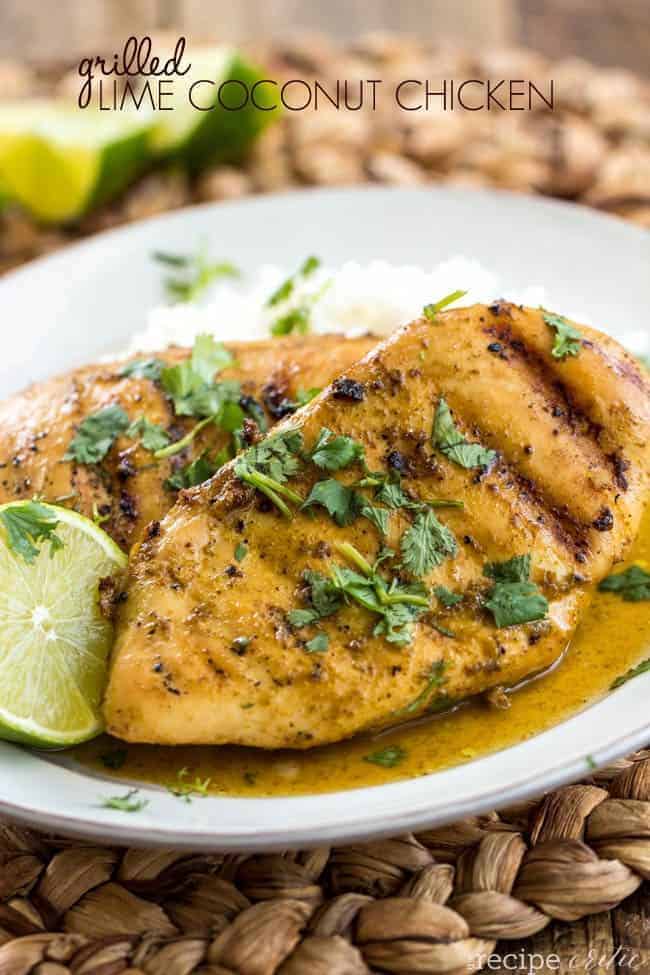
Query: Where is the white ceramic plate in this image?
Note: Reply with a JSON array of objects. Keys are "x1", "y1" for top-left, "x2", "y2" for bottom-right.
[{"x1": 0, "y1": 187, "x2": 648, "y2": 850}]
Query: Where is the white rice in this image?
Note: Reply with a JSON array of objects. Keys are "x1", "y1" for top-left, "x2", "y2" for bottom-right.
[
  {"x1": 124, "y1": 257, "x2": 550, "y2": 355},
  {"x1": 124, "y1": 256, "x2": 646, "y2": 359}
]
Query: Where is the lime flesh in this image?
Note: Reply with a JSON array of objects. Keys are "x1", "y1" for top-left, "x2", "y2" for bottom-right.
[
  {"x1": 0, "y1": 102, "x2": 152, "y2": 224},
  {"x1": 152, "y1": 48, "x2": 276, "y2": 173},
  {"x1": 0, "y1": 502, "x2": 127, "y2": 748}
]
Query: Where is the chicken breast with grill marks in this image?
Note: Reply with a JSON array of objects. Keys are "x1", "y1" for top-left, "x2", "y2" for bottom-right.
[
  {"x1": 0, "y1": 334, "x2": 376, "y2": 550},
  {"x1": 105, "y1": 303, "x2": 650, "y2": 748}
]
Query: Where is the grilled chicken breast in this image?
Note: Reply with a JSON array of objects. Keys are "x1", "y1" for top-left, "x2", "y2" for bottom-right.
[
  {"x1": 0, "y1": 334, "x2": 376, "y2": 550},
  {"x1": 105, "y1": 303, "x2": 650, "y2": 748}
]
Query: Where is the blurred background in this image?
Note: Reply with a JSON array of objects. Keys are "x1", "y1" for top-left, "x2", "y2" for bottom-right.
[
  {"x1": 0, "y1": 0, "x2": 648, "y2": 272},
  {"x1": 1, "y1": 0, "x2": 648, "y2": 73}
]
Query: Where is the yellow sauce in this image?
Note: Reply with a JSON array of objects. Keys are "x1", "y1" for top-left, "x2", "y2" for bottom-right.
[{"x1": 73, "y1": 509, "x2": 650, "y2": 797}]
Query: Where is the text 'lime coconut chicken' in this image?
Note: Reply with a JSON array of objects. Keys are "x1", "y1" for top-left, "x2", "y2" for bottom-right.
[{"x1": 105, "y1": 303, "x2": 650, "y2": 748}]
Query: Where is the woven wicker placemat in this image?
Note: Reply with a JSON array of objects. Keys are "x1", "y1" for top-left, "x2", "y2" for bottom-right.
[{"x1": 0, "y1": 748, "x2": 646, "y2": 973}]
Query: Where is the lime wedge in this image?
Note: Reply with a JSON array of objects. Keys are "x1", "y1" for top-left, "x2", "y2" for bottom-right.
[
  {"x1": 0, "y1": 501, "x2": 127, "y2": 748},
  {"x1": 152, "y1": 47, "x2": 276, "y2": 173},
  {"x1": 0, "y1": 101, "x2": 152, "y2": 223}
]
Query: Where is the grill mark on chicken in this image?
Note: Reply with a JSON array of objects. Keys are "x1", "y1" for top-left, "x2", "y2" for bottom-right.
[{"x1": 486, "y1": 319, "x2": 608, "y2": 449}]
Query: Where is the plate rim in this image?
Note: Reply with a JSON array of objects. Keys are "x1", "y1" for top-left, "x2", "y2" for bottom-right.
[{"x1": 0, "y1": 184, "x2": 647, "y2": 850}]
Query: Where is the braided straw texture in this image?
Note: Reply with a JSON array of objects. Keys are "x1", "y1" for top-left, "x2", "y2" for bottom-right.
[{"x1": 0, "y1": 748, "x2": 646, "y2": 974}]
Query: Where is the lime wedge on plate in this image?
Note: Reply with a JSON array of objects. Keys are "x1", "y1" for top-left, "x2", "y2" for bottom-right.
[
  {"x1": 152, "y1": 47, "x2": 276, "y2": 173},
  {"x1": 0, "y1": 101, "x2": 152, "y2": 223},
  {"x1": 0, "y1": 501, "x2": 127, "y2": 748}
]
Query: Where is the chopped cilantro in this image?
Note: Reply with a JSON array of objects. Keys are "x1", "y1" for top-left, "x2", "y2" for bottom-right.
[
  {"x1": 364, "y1": 744, "x2": 406, "y2": 768},
  {"x1": 100, "y1": 748, "x2": 128, "y2": 770},
  {"x1": 395, "y1": 661, "x2": 446, "y2": 715},
  {"x1": 126, "y1": 416, "x2": 170, "y2": 453},
  {"x1": 305, "y1": 632, "x2": 329, "y2": 653},
  {"x1": 543, "y1": 311, "x2": 582, "y2": 359},
  {"x1": 295, "y1": 387, "x2": 322, "y2": 406},
  {"x1": 400, "y1": 508, "x2": 457, "y2": 577},
  {"x1": 0, "y1": 501, "x2": 64, "y2": 564},
  {"x1": 288, "y1": 545, "x2": 429, "y2": 647},
  {"x1": 119, "y1": 358, "x2": 164, "y2": 381},
  {"x1": 154, "y1": 249, "x2": 240, "y2": 303},
  {"x1": 160, "y1": 335, "x2": 236, "y2": 417},
  {"x1": 359, "y1": 501, "x2": 390, "y2": 536},
  {"x1": 302, "y1": 479, "x2": 359, "y2": 526},
  {"x1": 611, "y1": 658, "x2": 650, "y2": 689},
  {"x1": 432, "y1": 398, "x2": 497, "y2": 470},
  {"x1": 598, "y1": 565, "x2": 650, "y2": 602},
  {"x1": 266, "y1": 258, "x2": 329, "y2": 336},
  {"x1": 423, "y1": 289, "x2": 467, "y2": 322},
  {"x1": 332, "y1": 542, "x2": 430, "y2": 646},
  {"x1": 235, "y1": 542, "x2": 248, "y2": 562},
  {"x1": 270, "y1": 308, "x2": 311, "y2": 336},
  {"x1": 287, "y1": 570, "x2": 343, "y2": 628},
  {"x1": 167, "y1": 768, "x2": 212, "y2": 802},
  {"x1": 164, "y1": 453, "x2": 219, "y2": 491},
  {"x1": 310, "y1": 428, "x2": 365, "y2": 471},
  {"x1": 65, "y1": 405, "x2": 129, "y2": 464},
  {"x1": 485, "y1": 554, "x2": 531, "y2": 583},
  {"x1": 266, "y1": 256, "x2": 321, "y2": 307},
  {"x1": 434, "y1": 585, "x2": 463, "y2": 608},
  {"x1": 234, "y1": 430, "x2": 304, "y2": 517},
  {"x1": 483, "y1": 555, "x2": 548, "y2": 627},
  {"x1": 100, "y1": 789, "x2": 148, "y2": 813}
]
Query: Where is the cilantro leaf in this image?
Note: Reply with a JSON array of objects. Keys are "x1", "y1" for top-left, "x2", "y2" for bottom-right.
[
  {"x1": 119, "y1": 358, "x2": 164, "y2": 381},
  {"x1": 611, "y1": 658, "x2": 650, "y2": 689},
  {"x1": 287, "y1": 608, "x2": 321, "y2": 627},
  {"x1": 364, "y1": 745, "x2": 406, "y2": 768},
  {"x1": 373, "y1": 598, "x2": 423, "y2": 645},
  {"x1": 395, "y1": 661, "x2": 446, "y2": 715},
  {"x1": 434, "y1": 585, "x2": 463, "y2": 607},
  {"x1": 167, "y1": 768, "x2": 212, "y2": 802},
  {"x1": 287, "y1": 570, "x2": 343, "y2": 628},
  {"x1": 598, "y1": 565, "x2": 650, "y2": 602},
  {"x1": 100, "y1": 789, "x2": 148, "y2": 813},
  {"x1": 305, "y1": 632, "x2": 329, "y2": 653},
  {"x1": 485, "y1": 554, "x2": 531, "y2": 584},
  {"x1": 0, "y1": 501, "x2": 64, "y2": 564},
  {"x1": 237, "y1": 430, "x2": 303, "y2": 485},
  {"x1": 423, "y1": 289, "x2": 467, "y2": 322},
  {"x1": 235, "y1": 431, "x2": 304, "y2": 517},
  {"x1": 154, "y1": 250, "x2": 240, "y2": 303},
  {"x1": 311, "y1": 428, "x2": 365, "y2": 471},
  {"x1": 234, "y1": 542, "x2": 247, "y2": 562},
  {"x1": 400, "y1": 509, "x2": 457, "y2": 577},
  {"x1": 191, "y1": 334, "x2": 234, "y2": 382},
  {"x1": 164, "y1": 453, "x2": 219, "y2": 491},
  {"x1": 302, "y1": 479, "x2": 360, "y2": 526},
  {"x1": 432, "y1": 398, "x2": 497, "y2": 470},
  {"x1": 270, "y1": 308, "x2": 311, "y2": 337},
  {"x1": 65, "y1": 405, "x2": 129, "y2": 464},
  {"x1": 161, "y1": 336, "x2": 236, "y2": 419},
  {"x1": 359, "y1": 502, "x2": 390, "y2": 536},
  {"x1": 266, "y1": 256, "x2": 321, "y2": 307},
  {"x1": 484, "y1": 581, "x2": 548, "y2": 628},
  {"x1": 295, "y1": 387, "x2": 321, "y2": 406},
  {"x1": 483, "y1": 554, "x2": 548, "y2": 628},
  {"x1": 126, "y1": 416, "x2": 170, "y2": 453},
  {"x1": 543, "y1": 312, "x2": 582, "y2": 359}
]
